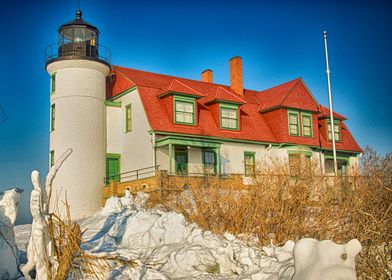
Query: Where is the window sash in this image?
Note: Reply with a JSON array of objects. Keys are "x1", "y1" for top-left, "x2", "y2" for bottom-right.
[
  {"x1": 50, "y1": 104, "x2": 55, "y2": 131},
  {"x1": 51, "y1": 74, "x2": 56, "y2": 92},
  {"x1": 288, "y1": 113, "x2": 299, "y2": 135},
  {"x1": 221, "y1": 107, "x2": 238, "y2": 129},
  {"x1": 327, "y1": 122, "x2": 341, "y2": 141},
  {"x1": 175, "y1": 100, "x2": 194, "y2": 124},
  {"x1": 244, "y1": 153, "x2": 255, "y2": 176},
  {"x1": 125, "y1": 104, "x2": 132, "y2": 132},
  {"x1": 302, "y1": 115, "x2": 312, "y2": 137},
  {"x1": 203, "y1": 150, "x2": 216, "y2": 174},
  {"x1": 50, "y1": 151, "x2": 54, "y2": 167}
]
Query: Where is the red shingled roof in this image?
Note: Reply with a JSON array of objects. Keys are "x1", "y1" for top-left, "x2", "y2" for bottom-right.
[
  {"x1": 157, "y1": 79, "x2": 205, "y2": 98},
  {"x1": 108, "y1": 65, "x2": 361, "y2": 153},
  {"x1": 319, "y1": 105, "x2": 347, "y2": 120}
]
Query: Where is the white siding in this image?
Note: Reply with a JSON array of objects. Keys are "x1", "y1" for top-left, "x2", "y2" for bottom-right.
[{"x1": 107, "y1": 89, "x2": 154, "y2": 176}]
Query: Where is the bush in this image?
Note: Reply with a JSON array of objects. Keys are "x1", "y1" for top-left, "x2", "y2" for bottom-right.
[{"x1": 155, "y1": 147, "x2": 391, "y2": 279}]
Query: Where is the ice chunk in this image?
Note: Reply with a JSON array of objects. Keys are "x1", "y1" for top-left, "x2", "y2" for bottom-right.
[{"x1": 292, "y1": 238, "x2": 362, "y2": 280}]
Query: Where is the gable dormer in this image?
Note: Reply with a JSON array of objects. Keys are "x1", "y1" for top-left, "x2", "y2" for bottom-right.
[
  {"x1": 157, "y1": 79, "x2": 204, "y2": 126},
  {"x1": 203, "y1": 86, "x2": 245, "y2": 131}
]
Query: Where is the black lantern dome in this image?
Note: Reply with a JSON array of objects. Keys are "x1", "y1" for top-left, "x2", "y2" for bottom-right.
[
  {"x1": 45, "y1": 10, "x2": 111, "y2": 66},
  {"x1": 58, "y1": 10, "x2": 99, "y2": 45}
]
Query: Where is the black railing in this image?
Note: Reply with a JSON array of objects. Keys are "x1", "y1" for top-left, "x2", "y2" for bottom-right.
[
  {"x1": 105, "y1": 165, "x2": 160, "y2": 185},
  {"x1": 45, "y1": 42, "x2": 111, "y2": 65}
]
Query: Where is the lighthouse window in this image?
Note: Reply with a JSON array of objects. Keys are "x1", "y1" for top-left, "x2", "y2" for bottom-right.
[
  {"x1": 50, "y1": 150, "x2": 55, "y2": 167},
  {"x1": 51, "y1": 74, "x2": 56, "y2": 93},
  {"x1": 125, "y1": 104, "x2": 132, "y2": 132},
  {"x1": 50, "y1": 104, "x2": 55, "y2": 131}
]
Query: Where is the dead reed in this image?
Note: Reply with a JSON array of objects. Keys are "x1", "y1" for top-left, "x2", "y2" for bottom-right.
[{"x1": 152, "y1": 147, "x2": 391, "y2": 279}]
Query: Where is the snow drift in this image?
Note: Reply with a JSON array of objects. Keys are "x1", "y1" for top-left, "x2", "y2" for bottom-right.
[{"x1": 0, "y1": 188, "x2": 23, "y2": 280}]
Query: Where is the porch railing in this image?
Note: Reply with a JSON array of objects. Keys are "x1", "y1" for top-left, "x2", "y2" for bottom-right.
[{"x1": 105, "y1": 165, "x2": 160, "y2": 185}]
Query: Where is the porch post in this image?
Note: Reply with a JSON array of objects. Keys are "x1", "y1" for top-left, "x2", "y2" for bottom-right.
[
  {"x1": 169, "y1": 143, "x2": 173, "y2": 175},
  {"x1": 217, "y1": 147, "x2": 221, "y2": 174}
]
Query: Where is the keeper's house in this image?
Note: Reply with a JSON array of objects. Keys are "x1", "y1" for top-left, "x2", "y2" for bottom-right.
[
  {"x1": 46, "y1": 10, "x2": 361, "y2": 218},
  {"x1": 104, "y1": 57, "x2": 361, "y2": 179}
]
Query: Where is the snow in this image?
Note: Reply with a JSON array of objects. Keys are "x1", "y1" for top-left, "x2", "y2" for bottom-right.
[
  {"x1": 13, "y1": 190, "x2": 362, "y2": 280},
  {"x1": 0, "y1": 188, "x2": 23, "y2": 280},
  {"x1": 292, "y1": 238, "x2": 362, "y2": 280},
  {"x1": 79, "y1": 193, "x2": 295, "y2": 279}
]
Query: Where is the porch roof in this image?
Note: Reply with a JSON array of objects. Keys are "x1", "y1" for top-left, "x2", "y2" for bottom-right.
[{"x1": 155, "y1": 136, "x2": 222, "y2": 148}]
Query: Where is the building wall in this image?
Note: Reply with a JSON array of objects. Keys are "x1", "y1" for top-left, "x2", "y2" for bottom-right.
[
  {"x1": 46, "y1": 59, "x2": 110, "y2": 219},
  {"x1": 107, "y1": 89, "x2": 154, "y2": 176}
]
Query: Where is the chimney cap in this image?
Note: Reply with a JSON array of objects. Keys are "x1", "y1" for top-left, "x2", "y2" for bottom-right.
[
  {"x1": 229, "y1": 56, "x2": 242, "y2": 61},
  {"x1": 201, "y1": 69, "x2": 213, "y2": 73}
]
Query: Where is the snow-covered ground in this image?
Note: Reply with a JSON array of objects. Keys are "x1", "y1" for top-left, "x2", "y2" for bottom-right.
[{"x1": 10, "y1": 190, "x2": 362, "y2": 280}]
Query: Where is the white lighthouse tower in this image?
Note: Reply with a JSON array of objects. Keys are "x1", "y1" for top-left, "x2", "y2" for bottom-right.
[{"x1": 45, "y1": 10, "x2": 111, "y2": 219}]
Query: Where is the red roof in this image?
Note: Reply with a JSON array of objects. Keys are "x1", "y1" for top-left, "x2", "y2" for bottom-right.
[
  {"x1": 319, "y1": 105, "x2": 347, "y2": 120},
  {"x1": 157, "y1": 79, "x2": 204, "y2": 98},
  {"x1": 108, "y1": 65, "x2": 361, "y2": 153},
  {"x1": 203, "y1": 86, "x2": 246, "y2": 105}
]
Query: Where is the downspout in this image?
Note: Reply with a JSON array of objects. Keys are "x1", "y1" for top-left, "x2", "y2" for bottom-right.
[{"x1": 265, "y1": 144, "x2": 272, "y2": 160}]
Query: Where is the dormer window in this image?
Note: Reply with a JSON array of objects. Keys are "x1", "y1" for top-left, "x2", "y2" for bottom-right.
[
  {"x1": 288, "y1": 111, "x2": 300, "y2": 136},
  {"x1": 301, "y1": 113, "x2": 313, "y2": 137},
  {"x1": 174, "y1": 96, "x2": 195, "y2": 125},
  {"x1": 288, "y1": 110, "x2": 313, "y2": 137},
  {"x1": 327, "y1": 120, "x2": 341, "y2": 142},
  {"x1": 220, "y1": 104, "x2": 239, "y2": 130}
]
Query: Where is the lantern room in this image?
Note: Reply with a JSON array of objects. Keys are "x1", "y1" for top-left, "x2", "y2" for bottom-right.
[{"x1": 45, "y1": 10, "x2": 111, "y2": 66}]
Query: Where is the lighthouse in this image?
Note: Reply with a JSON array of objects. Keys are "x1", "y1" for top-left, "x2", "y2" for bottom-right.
[{"x1": 45, "y1": 10, "x2": 111, "y2": 219}]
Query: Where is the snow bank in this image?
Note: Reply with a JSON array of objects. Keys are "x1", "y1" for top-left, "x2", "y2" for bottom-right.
[
  {"x1": 0, "y1": 188, "x2": 23, "y2": 280},
  {"x1": 81, "y1": 193, "x2": 295, "y2": 279},
  {"x1": 292, "y1": 238, "x2": 362, "y2": 280}
]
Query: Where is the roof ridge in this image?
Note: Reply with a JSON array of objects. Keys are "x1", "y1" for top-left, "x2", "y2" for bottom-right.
[
  {"x1": 280, "y1": 78, "x2": 302, "y2": 106},
  {"x1": 258, "y1": 77, "x2": 301, "y2": 94},
  {"x1": 113, "y1": 66, "x2": 136, "y2": 86},
  {"x1": 172, "y1": 79, "x2": 204, "y2": 96},
  {"x1": 113, "y1": 65, "x2": 261, "y2": 91}
]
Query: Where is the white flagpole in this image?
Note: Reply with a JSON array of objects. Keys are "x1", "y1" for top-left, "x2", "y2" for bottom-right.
[{"x1": 323, "y1": 31, "x2": 338, "y2": 175}]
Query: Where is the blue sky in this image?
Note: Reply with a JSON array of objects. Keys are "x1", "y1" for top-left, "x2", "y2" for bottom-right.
[{"x1": 0, "y1": 0, "x2": 391, "y2": 224}]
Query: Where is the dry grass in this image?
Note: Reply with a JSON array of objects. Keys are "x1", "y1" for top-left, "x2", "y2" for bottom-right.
[
  {"x1": 150, "y1": 147, "x2": 391, "y2": 279},
  {"x1": 45, "y1": 199, "x2": 137, "y2": 280}
]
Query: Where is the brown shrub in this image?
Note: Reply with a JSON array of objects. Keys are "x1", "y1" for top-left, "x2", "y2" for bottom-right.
[{"x1": 151, "y1": 147, "x2": 391, "y2": 279}]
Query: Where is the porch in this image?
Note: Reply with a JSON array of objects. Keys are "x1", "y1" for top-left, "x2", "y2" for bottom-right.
[{"x1": 155, "y1": 136, "x2": 223, "y2": 176}]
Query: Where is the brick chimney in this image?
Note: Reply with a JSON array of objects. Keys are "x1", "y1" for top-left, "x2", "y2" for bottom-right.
[
  {"x1": 229, "y1": 56, "x2": 243, "y2": 95},
  {"x1": 201, "y1": 69, "x2": 213, "y2": 83}
]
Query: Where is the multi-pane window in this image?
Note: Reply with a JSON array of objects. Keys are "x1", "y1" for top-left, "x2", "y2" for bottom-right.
[
  {"x1": 203, "y1": 150, "x2": 216, "y2": 174},
  {"x1": 220, "y1": 105, "x2": 238, "y2": 130},
  {"x1": 327, "y1": 121, "x2": 341, "y2": 141},
  {"x1": 175, "y1": 99, "x2": 195, "y2": 124},
  {"x1": 49, "y1": 150, "x2": 54, "y2": 167},
  {"x1": 50, "y1": 104, "x2": 55, "y2": 131},
  {"x1": 125, "y1": 104, "x2": 132, "y2": 132},
  {"x1": 289, "y1": 153, "x2": 311, "y2": 174},
  {"x1": 325, "y1": 158, "x2": 348, "y2": 175},
  {"x1": 51, "y1": 74, "x2": 56, "y2": 93},
  {"x1": 288, "y1": 112, "x2": 299, "y2": 136},
  {"x1": 301, "y1": 114, "x2": 312, "y2": 137},
  {"x1": 244, "y1": 152, "x2": 255, "y2": 176}
]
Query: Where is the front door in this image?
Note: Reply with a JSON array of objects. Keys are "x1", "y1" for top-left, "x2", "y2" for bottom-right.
[
  {"x1": 106, "y1": 155, "x2": 120, "y2": 183},
  {"x1": 175, "y1": 149, "x2": 188, "y2": 175}
]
